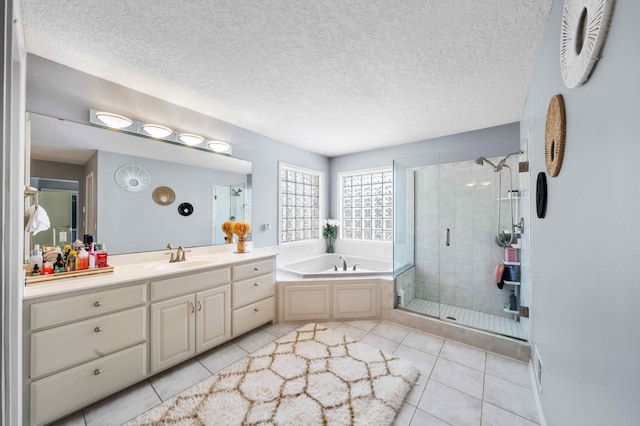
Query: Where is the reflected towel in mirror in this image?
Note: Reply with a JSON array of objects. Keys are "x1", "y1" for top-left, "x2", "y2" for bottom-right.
[{"x1": 24, "y1": 204, "x2": 50, "y2": 235}]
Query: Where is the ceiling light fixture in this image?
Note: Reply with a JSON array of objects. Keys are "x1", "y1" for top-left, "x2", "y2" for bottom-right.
[
  {"x1": 89, "y1": 108, "x2": 233, "y2": 156},
  {"x1": 142, "y1": 124, "x2": 173, "y2": 138},
  {"x1": 208, "y1": 140, "x2": 231, "y2": 153},
  {"x1": 179, "y1": 133, "x2": 204, "y2": 146},
  {"x1": 95, "y1": 111, "x2": 133, "y2": 129}
]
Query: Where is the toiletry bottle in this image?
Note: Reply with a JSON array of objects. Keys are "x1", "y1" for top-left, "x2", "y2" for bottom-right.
[
  {"x1": 63, "y1": 244, "x2": 71, "y2": 262},
  {"x1": 31, "y1": 264, "x2": 41, "y2": 276},
  {"x1": 88, "y1": 242, "x2": 96, "y2": 270},
  {"x1": 77, "y1": 247, "x2": 89, "y2": 270},
  {"x1": 96, "y1": 242, "x2": 108, "y2": 268},
  {"x1": 29, "y1": 244, "x2": 43, "y2": 274},
  {"x1": 42, "y1": 261, "x2": 54, "y2": 275},
  {"x1": 53, "y1": 253, "x2": 66, "y2": 273},
  {"x1": 67, "y1": 250, "x2": 77, "y2": 272},
  {"x1": 509, "y1": 290, "x2": 517, "y2": 311}
]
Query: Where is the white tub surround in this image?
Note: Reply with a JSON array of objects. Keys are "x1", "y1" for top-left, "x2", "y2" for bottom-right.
[
  {"x1": 23, "y1": 248, "x2": 276, "y2": 426},
  {"x1": 278, "y1": 253, "x2": 392, "y2": 278}
]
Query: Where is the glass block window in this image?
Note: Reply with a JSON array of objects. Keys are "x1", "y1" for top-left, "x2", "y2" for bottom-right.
[
  {"x1": 341, "y1": 169, "x2": 393, "y2": 241},
  {"x1": 279, "y1": 163, "x2": 322, "y2": 243}
]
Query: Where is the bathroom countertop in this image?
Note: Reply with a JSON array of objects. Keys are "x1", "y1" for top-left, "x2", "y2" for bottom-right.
[{"x1": 23, "y1": 248, "x2": 278, "y2": 300}]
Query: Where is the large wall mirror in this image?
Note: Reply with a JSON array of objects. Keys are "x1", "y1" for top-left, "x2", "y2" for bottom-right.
[{"x1": 27, "y1": 112, "x2": 252, "y2": 255}]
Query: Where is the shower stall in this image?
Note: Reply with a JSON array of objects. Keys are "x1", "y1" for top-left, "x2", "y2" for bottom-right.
[{"x1": 394, "y1": 150, "x2": 528, "y2": 340}]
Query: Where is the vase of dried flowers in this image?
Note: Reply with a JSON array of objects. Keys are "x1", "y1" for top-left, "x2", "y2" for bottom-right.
[
  {"x1": 232, "y1": 221, "x2": 251, "y2": 252},
  {"x1": 221, "y1": 221, "x2": 235, "y2": 244}
]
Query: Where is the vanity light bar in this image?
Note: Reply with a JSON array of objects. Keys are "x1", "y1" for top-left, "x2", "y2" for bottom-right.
[{"x1": 89, "y1": 108, "x2": 232, "y2": 155}]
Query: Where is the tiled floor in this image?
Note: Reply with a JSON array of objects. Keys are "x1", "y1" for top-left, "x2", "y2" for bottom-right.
[
  {"x1": 51, "y1": 320, "x2": 540, "y2": 426},
  {"x1": 405, "y1": 298, "x2": 528, "y2": 340}
]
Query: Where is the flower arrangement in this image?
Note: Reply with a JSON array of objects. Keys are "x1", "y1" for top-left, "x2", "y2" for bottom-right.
[
  {"x1": 232, "y1": 221, "x2": 251, "y2": 252},
  {"x1": 322, "y1": 219, "x2": 340, "y2": 253}
]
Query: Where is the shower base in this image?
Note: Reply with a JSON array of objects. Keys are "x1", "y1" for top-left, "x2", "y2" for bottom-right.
[{"x1": 405, "y1": 298, "x2": 526, "y2": 340}]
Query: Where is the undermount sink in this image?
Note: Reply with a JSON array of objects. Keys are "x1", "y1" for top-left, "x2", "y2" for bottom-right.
[{"x1": 145, "y1": 258, "x2": 217, "y2": 271}]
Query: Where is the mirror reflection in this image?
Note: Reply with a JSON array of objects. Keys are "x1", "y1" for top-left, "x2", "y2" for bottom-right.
[{"x1": 28, "y1": 113, "x2": 252, "y2": 255}]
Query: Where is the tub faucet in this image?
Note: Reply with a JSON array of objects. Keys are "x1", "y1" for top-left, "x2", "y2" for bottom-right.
[{"x1": 340, "y1": 255, "x2": 348, "y2": 271}]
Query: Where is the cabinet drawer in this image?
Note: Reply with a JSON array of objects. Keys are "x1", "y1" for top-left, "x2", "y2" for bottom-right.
[
  {"x1": 233, "y1": 273, "x2": 274, "y2": 309},
  {"x1": 232, "y1": 297, "x2": 274, "y2": 336},
  {"x1": 30, "y1": 343, "x2": 147, "y2": 426},
  {"x1": 30, "y1": 283, "x2": 147, "y2": 330},
  {"x1": 151, "y1": 267, "x2": 230, "y2": 301},
  {"x1": 232, "y1": 258, "x2": 274, "y2": 281},
  {"x1": 31, "y1": 306, "x2": 147, "y2": 379}
]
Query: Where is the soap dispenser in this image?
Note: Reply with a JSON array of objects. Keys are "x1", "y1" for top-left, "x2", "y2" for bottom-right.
[
  {"x1": 29, "y1": 244, "x2": 43, "y2": 274},
  {"x1": 77, "y1": 247, "x2": 89, "y2": 270}
]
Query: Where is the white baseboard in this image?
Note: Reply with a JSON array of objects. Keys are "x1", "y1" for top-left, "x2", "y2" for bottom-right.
[{"x1": 529, "y1": 359, "x2": 546, "y2": 426}]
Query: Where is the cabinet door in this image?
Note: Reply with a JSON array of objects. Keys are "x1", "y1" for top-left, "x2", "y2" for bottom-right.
[
  {"x1": 283, "y1": 285, "x2": 331, "y2": 322},
  {"x1": 196, "y1": 285, "x2": 231, "y2": 353},
  {"x1": 333, "y1": 283, "x2": 378, "y2": 319},
  {"x1": 150, "y1": 294, "x2": 195, "y2": 373}
]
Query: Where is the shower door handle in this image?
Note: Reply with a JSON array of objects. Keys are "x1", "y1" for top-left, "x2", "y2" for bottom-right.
[{"x1": 445, "y1": 228, "x2": 450, "y2": 246}]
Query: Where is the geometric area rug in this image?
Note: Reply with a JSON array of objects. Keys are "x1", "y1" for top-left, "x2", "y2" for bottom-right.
[{"x1": 127, "y1": 323, "x2": 419, "y2": 425}]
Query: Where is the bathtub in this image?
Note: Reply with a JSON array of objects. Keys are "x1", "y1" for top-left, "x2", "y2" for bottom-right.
[{"x1": 278, "y1": 254, "x2": 392, "y2": 278}]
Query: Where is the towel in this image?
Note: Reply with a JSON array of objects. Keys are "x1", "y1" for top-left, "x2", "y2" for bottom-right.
[{"x1": 24, "y1": 204, "x2": 50, "y2": 236}]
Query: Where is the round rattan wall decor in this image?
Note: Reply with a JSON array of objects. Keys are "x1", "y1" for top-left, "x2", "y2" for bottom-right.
[
  {"x1": 560, "y1": 0, "x2": 615, "y2": 88},
  {"x1": 152, "y1": 186, "x2": 176, "y2": 206},
  {"x1": 545, "y1": 94, "x2": 566, "y2": 177},
  {"x1": 536, "y1": 172, "x2": 548, "y2": 219}
]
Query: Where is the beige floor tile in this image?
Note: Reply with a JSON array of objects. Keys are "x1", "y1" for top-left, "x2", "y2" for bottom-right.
[
  {"x1": 360, "y1": 332, "x2": 400, "y2": 354},
  {"x1": 371, "y1": 321, "x2": 411, "y2": 343},
  {"x1": 483, "y1": 374, "x2": 539, "y2": 423},
  {"x1": 402, "y1": 330, "x2": 445, "y2": 356},
  {"x1": 411, "y1": 408, "x2": 452, "y2": 425},
  {"x1": 344, "y1": 319, "x2": 380, "y2": 332},
  {"x1": 83, "y1": 381, "x2": 161, "y2": 426},
  {"x1": 485, "y1": 353, "x2": 532, "y2": 388},
  {"x1": 232, "y1": 328, "x2": 277, "y2": 353},
  {"x1": 148, "y1": 359, "x2": 211, "y2": 401},
  {"x1": 50, "y1": 411, "x2": 85, "y2": 426},
  {"x1": 394, "y1": 345, "x2": 437, "y2": 377},
  {"x1": 197, "y1": 342, "x2": 249, "y2": 374},
  {"x1": 261, "y1": 322, "x2": 301, "y2": 337},
  {"x1": 431, "y1": 358, "x2": 484, "y2": 399},
  {"x1": 482, "y1": 402, "x2": 540, "y2": 426},
  {"x1": 419, "y1": 380, "x2": 482, "y2": 426},
  {"x1": 393, "y1": 402, "x2": 417, "y2": 426},
  {"x1": 439, "y1": 340, "x2": 486, "y2": 372}
]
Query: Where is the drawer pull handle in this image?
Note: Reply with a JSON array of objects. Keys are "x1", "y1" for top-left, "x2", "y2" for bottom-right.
[
  {"x1": 197, "y1": 301, "x2": 202, "y2": 312},
  {"x1": 94, "y1": 326, "x2": 103, "y2": 333},
  {"x1": 94, "y1": 301, "x2": 102, "y2": 307},
  {"x1": 94, "y1": 368, "x2": 102, "y2": 376},
  {"x1": 190, "y1": 302, "x2": 195, "y2": 314},
  {"x1": 254, "y1": 283, "x2": 259, "y2": 286},
  {"x1": 254, "y1": 308, "x2": 259, "y2": 312},
  {"x1": 254, "y1": 267, "x2": 259, "y2": 271}
]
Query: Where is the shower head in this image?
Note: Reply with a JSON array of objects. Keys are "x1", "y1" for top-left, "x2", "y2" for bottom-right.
[{"x1": 475, "y1": 156, "x2": 500, "y2": 171}]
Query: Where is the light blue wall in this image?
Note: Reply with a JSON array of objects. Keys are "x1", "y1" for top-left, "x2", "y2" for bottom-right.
[
  {"x1": 521, "y1": 1, "x2": 640, "y2": 424},
  {"x1": 26, "y1": 54, "x2": 330, "y2": 248},
  {"x1": 329, "y1": 123, "x2": 520, "y2": 217}
]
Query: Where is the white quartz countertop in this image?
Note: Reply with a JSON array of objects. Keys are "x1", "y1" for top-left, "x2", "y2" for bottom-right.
[{"x1": 23, "y1": 247, "x2": 278, "y2": 300}]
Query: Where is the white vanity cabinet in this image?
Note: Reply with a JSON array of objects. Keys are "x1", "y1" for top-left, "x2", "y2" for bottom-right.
[
  {"x1": 26, "y1": 283, "x2": 148, "y2": 426},
  {"x1": 150, "y1": 268, "x2": 231, "y2": 373},
  {"x1": 231, "y1": 258, "x2": 275, "y2": 336},
  {"x1": 23, "y1": 252, "x2": 277, "y2": 425}
]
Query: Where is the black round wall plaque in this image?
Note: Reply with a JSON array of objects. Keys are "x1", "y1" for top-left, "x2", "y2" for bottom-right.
[
  {"x1": 178, "y1": 202, "x2": 194, "y2": 217},
  {"x1": 536, "y1": 172, "x2": 547, "y2": 218}
]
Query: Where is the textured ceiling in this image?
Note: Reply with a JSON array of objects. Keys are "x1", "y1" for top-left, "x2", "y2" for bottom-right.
[{"x1": 20, "y1": 0, "x2": 552, "y2": 157}]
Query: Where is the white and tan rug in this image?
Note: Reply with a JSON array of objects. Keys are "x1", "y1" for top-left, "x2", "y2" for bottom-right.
[{"x1": 129, "y1": 323, "x2": 419, "y2": 425}]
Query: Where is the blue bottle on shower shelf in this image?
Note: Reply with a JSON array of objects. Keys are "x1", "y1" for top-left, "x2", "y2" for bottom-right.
[
  {"x1": 509, "y1": 290, "x2": 517, "y2": 311},
  {"x1": 508, "y1": 265, "x2": 519, "y2": 281}
]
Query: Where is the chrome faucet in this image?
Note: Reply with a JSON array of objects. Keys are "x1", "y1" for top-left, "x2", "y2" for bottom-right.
[
  {"x1": 166, "y1": 244, "x2": 187, "y2": 263},
  {"x1": 339, "y1": 255, "x2": 347, "y2": 271}
]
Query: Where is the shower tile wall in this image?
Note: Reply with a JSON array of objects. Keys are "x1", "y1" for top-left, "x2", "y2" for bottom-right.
[{"x1": 414, "y1": 156, "x2": 520, "y2": 318}]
